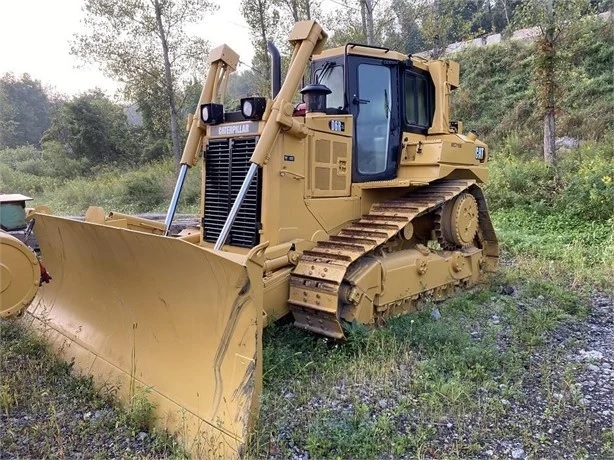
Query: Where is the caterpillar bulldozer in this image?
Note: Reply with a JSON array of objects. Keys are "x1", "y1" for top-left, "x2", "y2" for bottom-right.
[{"x1": 1, "y1": 20, "x2": 498, "y2": 458}]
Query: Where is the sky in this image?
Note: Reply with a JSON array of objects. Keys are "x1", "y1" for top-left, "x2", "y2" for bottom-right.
[{"x1": 0, "y1": 0, "x2": 255, "y2": 97}]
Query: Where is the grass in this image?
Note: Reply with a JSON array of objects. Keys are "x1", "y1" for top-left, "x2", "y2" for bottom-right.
[
  {"x1": 249, "y1": 265, "x2": 604, "y2": 458},
  {"x1": 0, "y1": 151, "x2": 201, "y2": 215},
  {"x1": 247, "y1": 196, "x2": 613, "y2": 458},
  {"x1": 4, "y1": 201, "x2": 608, "y2": 458},
  {"x1": 491, "y1": 209, "x2": 614, "y2": 289}
]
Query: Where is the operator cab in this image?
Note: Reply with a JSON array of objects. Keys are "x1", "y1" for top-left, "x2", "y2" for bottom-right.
[{"x1": 311, "y1": 44, "x2": 435, "y2": 183}]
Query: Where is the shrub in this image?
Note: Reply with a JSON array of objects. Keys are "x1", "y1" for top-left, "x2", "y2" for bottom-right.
[
  {"x1": 0, "y1": 145, "x2": 43, "y2": 170},
  {"x1": 50, "y1": 174, "x2": 124, "y2": 213},
  {"x1": 121, "y1": 167, "x2": 168, "y2": 213},
  {"x1": 556, "y1": 140, "x2": 614, "y2": 222},
  {"x1": 0, "y1": 163, "x2": 60, "y2": 196},
  {"x1": 486, "y1": 153, "x2": 557, "y2": 211},
  {"x1": 180, "y1": 168, "x2": 201, "y2": 207},
  {"x1": 42, "y1": 141, "x2": 91, "y2": 180}
]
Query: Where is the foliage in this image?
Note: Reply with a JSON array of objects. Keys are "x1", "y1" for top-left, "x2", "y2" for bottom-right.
[
  {"x1": 274, "y1": 0, "x2": 320, "y2": 26},
  {"x1": 241, "y1": 0, "x2": 283, "y2": 95},
  {"x1": 322, "y1": 0, "x2": 404, "y2": 48},
  {"x1": 0, "y1": 73, "x2": 55, "y2": 149},
  {"x1": 225, "y1": 71, "x2": 262, "y2": 109},
  {"x1": 0, "y1": 145, "x2": 201, "y2": 214},
  {"x1": 420, "y1": 0, "x2": 473, "y2": 57},
  {"x1": 453, "y1": 41, "x2": 536, "y2": 141},
  {"x1": 556, "y1": 139, "x2": 614, "y2": 221},
  {"x1": 43, "y1": 90, "x2": 140, "y2": 167},
  {"x1": 486, "y1": 148, "x2": 556, "y2": 210},
  {"x1": 513, "y1": 0, "x2": 594, "y2": 164},
  {"x1": 0, "y1": 147, "x2": 62, "y2": 195},
  {"x1": 72, "y1": 0, "x2": 215, "y2": 162},
  {"x1": 386, "y1": 0, "x2": 427, "y2": 53},
  {"x1": 487, "y1": 136, "x2": 614, "y2": 220},
  {"x1": 122, "y1": 169, "x2": 167, "y2": 212},
  {"x1": 322, "y1": 0, "x2": 525, "y2": 53}
]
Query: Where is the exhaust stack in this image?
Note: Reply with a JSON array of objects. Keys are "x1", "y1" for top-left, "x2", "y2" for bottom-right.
[{"x1": 267, "y1": 41, "x2": 281, "y2": 99}]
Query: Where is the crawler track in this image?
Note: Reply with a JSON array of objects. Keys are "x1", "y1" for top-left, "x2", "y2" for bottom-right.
[{"x1": 288, "y1": 180, "x2": 498, "y2": 338}]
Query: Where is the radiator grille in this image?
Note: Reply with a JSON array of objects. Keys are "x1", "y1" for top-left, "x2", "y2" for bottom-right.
[{"x1": 204, "y1": 137, "x2": 261, "y2": 248}]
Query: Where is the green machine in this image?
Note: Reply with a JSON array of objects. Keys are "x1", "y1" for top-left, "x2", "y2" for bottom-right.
[{"x1": 0, "y1": 194, "x2": 33, "y2": 231}]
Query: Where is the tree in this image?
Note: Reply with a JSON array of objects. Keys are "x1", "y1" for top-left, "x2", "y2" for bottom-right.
[
  {"x1": 43, "y1": 90, "x2": 139, "y2": 166},
  {"x1": 421, "y1": 0, "x2": 472, "y2": 57},
  {"x1": 241, "y1": 0, "x2": 282, "y2": 95},
  {"x1": 386, "y1": 0, "x2": 427, "y2": 53},
  {"x1": 360, "y1": 0, "x2": 375, "y2": 45},
  {"x1": 0, "y1": 73, "x2": 54, "y2": 149},
  {"x1": 72, "y1": 0, "x2": 215, "y2": 164},
  {"x1": 324, "y1": 0, "x2": 399, "y2": 48},
  {"x1": 274, "y1": 0, "x2": 319, "y2": 22},
  {"x1": 516, "y1": 0, "x2": 591, "y2": 165}
]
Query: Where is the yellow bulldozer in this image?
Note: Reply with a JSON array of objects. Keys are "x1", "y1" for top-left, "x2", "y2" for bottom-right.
[{"x1": 1, "y1": 20, "x2": 498, "y2": 458}]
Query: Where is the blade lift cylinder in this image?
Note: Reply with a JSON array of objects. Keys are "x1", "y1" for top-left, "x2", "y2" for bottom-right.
[{"x1": 163, "y1": 163, "x2": 188, "y2": 236}]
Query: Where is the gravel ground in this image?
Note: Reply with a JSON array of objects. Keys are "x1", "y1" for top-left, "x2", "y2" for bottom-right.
[
  {"x1": 474, "y1": 293, "x2": 614, "y2": 459},
  {"x1": 1, "y1": 290, "x2": 612, "y2": 459},
  {"x1": 259, "y1": 289, "x2": 614, "y2": 460}
]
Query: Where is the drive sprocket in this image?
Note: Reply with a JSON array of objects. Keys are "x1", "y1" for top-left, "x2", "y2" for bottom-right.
[{"x1": 435, "y1": 192, "x2": 479, "y2": 249}]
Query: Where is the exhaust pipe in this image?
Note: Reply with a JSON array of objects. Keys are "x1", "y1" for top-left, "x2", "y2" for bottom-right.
[{"x1": 267, "y1": 41, "x2": 281, "y2": 99}]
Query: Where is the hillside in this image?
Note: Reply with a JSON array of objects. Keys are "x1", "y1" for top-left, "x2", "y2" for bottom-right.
[
  {"x1": 453, "y1": 16, "x2": 614, "y2": 147},
  {"x1": 1, "y1": 16, "x2": 613, "y2": 460}
]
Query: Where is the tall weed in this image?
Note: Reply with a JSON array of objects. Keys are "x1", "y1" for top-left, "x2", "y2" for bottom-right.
[
  {"x1": 486, "y1": 152, "x2": 556, "y2": 211},
  {"x1": 0, "y1": 152, "x2": 200, "y2": 215},
  {"x1": 556, "y1": 139, "x2": 614, "y2": 222}
]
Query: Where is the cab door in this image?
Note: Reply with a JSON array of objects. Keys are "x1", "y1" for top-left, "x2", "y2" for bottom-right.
[{"x1": 348, "y1": 57, "x2": 401, "y2": 183}]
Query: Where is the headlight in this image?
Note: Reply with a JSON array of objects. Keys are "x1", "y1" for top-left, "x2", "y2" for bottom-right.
[
  {"x1": 242, "y1": 100, "x2": 253, "y2": 118},
  {"x1": 240, "y1": 97, "x2": 266, "y2": 120},
  {"x1": 200, "y1": 103, "x2": 224, "y2": 124}
]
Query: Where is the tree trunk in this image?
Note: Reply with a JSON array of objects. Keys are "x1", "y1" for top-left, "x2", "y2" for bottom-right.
[
  {"x1": 543, "y1": 108, "x2": 556, "y2": 166},
  {"x1": 153, "y1": 0, "x2": 181, "y2": 165},
  {"x1": 542, "y1": 0, "x2": 556, "y2": 166},
  {"x1": 360, "y1": 0, "x2": 375, "y2": 45},
  {"x1": 542, "y1": 45, "x2": 557, "y2": 165},
  {"x1": 257, "y1": 0, "x2": 271, "y2": 91},
  {"x1": 500, "y1": 0, "x2": 510, "y2": 27},
  {"x1": 291, "y1": 0, "x2": 299, "y2": 21}
]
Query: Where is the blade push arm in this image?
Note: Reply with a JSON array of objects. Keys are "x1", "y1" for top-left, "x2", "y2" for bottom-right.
[
  {"x1": 213, "y1": 20, "x2": 328, "y2": 250},
  {"x1": 164, "y1": 45, "x2": 239, "y2": 235}
]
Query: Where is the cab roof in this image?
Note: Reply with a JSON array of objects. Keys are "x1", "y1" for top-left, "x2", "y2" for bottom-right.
[{"x1": 314, "y1": 44, "x2": 431, "y2": 72}]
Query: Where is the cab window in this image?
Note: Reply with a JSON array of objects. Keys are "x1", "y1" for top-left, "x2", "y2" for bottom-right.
[
  {"x1": 404, "y1": 72, "x2": 433, "y2": 130},
  {"x1": 315, "y1": 64, "x2": 345, "y2": 110}
]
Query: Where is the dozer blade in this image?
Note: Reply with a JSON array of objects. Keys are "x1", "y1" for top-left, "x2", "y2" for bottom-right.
[{"x1": 27, "y1": 214, "x2": 263, "y2": 458}]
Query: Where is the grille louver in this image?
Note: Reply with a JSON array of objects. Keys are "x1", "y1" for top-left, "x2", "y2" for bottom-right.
[{"x1": 204, "y1": 137, "x2": 261, "y2": 248}]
